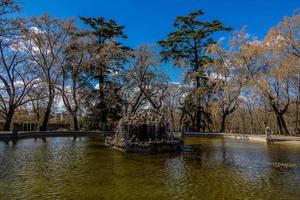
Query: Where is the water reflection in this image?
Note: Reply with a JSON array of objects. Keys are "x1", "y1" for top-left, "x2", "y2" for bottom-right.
[{"x1": 0, "y1": 137, "x2": 300, "y2": 200}]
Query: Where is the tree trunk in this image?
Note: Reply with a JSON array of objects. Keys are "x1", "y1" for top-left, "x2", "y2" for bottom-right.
[
  {"x1": 279, "y1": 114, "x2": 289, "y2": 135},
  {"x1": 220, "y1": 113, "x2": 227, "y2": 133},
  {"x1": 195, "y1": 104, "x2": 202, "y2": 132},
  {"x1": 169, "y1": 109, "x2": 175, "y2": 132},
  {"x1": 98, "y1": 75, "x2": 108, "y2": 130},
  {"x1": 240, "y1": 112, "x2": 246, "y2": 134},
  {"x1": 296, "y1": 98, "x2": 299, "y2": 135},
  {"x1": 191, "y1": 114, "x2": 196, "y2": 132},
  {"x1": 275, "y1": 112, "x2": 289, "y2": 135},
  {"x1": 72, "y1": 112, "x2": 79, "y2": 131},
  {"x1": 40, "y1": 96, "x2": 54, "y2": 131},
  {"x1": 275, "y1": 113, "x2": 283, "y2": 135},
  {"x1": 249, "y1": 111, "x2": 254, "y2": 134},
  {"x1": 3, "y1": 106, "x2": 14, "y2": 131},
  {"x1": 295, "y1": 81, "x2": 300, "y2": 135},
  {"x1": 179, "y1": 112, "x2": 184, "y2": 133}
]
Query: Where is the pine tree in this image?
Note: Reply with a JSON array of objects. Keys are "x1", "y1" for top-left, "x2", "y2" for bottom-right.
[{"x1": 158, "y1": 9, "x2": 231, "y2": 131}]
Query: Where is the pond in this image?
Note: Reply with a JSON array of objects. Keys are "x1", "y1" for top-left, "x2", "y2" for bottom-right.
[{"x1": 0, "y1": 137, "x2": 300, "y2": 200}]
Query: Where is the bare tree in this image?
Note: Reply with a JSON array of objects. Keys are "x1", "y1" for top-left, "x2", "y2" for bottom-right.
[
  {"x1": 21, "y1": 15, "x2": 75, "y2": 131},
  {"x1": 233, "y1": 29, "x2": 293, "y2": 135},
  {"x1": 57, "y1": 31, "x2": 92, "y2": 130},
  {"x1": 28, "y1": 84, "x2": 48, "y2": 124},
  {"x1": 0, "y1": 1, "x2": 40, "y2": 131},
  {"x1": 206, "y1": 43, "x2": 245, "y2": 132},
  {"x1": 124, "y1": 45, "x2": 169, "y2": 117},
  {"x1": 0, "y1": 0, "x2": 19, "y2": 20},
  {"x1": 266, "y1": 14, "x2": 300, "y2": 134},
  {"x1": 0, "y1": 26, "x2": 38, "y2": 130},
  {"x1": 163, "y1": 83, "x2": 182, "y2": 132}
]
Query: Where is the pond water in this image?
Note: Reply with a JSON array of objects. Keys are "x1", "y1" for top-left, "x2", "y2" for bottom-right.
[{"x1": 0, "y1": 137, "x2": 300, "y2": 200}]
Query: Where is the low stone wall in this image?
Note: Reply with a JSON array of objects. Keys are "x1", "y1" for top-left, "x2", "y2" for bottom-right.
[
  {"x1": 183, "y1": 132, "x2": 300, "y2": 144},
  {"x1": 222, "y1": 133, "x2": 266, "y2": 142},
  {"x1": 183, "y1": 132, "x2": 266, "y2": 142},
  {"x1": 0, "y1": 131, "x2": 112, "y2": 141}
]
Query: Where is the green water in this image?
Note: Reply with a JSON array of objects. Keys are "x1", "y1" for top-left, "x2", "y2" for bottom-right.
[{"x1": 0, "y1": 137, "x2": 300, "y2": 200}]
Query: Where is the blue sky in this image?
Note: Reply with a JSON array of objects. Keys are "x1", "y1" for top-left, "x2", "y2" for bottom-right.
[{"x1": 20, "y1": 0, "x2": 299, "y2": 82}]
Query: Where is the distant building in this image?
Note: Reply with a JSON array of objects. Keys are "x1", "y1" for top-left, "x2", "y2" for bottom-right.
[
  {"x1": 47, "y1": 111, "x2": 71, "y2": 131},
  {"x1": 0, "y1": 110, "x2": 71, "y2": 131},
  {"x1": 0, "y1": 109, "x2": 38, "y2": 131}
]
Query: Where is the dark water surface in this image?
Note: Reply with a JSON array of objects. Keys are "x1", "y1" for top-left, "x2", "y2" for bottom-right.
[{"x1": 0, "y1": 137, "x2": 300, "y2": 200}]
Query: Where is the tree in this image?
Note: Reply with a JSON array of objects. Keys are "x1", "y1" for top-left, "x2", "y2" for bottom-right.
[
  {"x1": 0, "y1": 0, "x2": 19, "y2": 20},
  {"x1": 0, "y1": 0, "x2": 38, "y2": 131},
  {"x1": 206, "y1": 42, "x2": 244, "y2": 132},
  {"x1": 163, "y1": 83, "x2": 182, "y2": 132},
  {"x1": 123, "y1": 45, "x2": 169, "y2": 117},
  {"x1": 58, "y1": 30, "x2": 91, "y2": 130},
  {"x1": 159, "y1": 9, "x2": 231, "y2": 131},
  {"x1": 28, "y1": 84, "x2": 48, "y2": 125},
  {"x1": 80, "y1": 16, "x2": 131, "y2": 130},
  {"x1": 266, "y1": 14, "x2": 300, "y2": 134},
  {"x1": 0, "y1": 24, "x2": 38, "y2": 131},
  {"x1": 233, "y1": 29, "x2": 293, "y2": 135},
  {"x1": 21, "y1": 15, "x2": 75, "y2": 131},
  {"x1": 242, "y1": 88, "x2": 261, "y2": 134}
]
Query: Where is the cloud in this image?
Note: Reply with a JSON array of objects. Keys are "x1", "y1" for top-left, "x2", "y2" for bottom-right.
[
  {"x1": 218, "y1": 36, "x2": 226, "y2": 42},
  {"x1": 209, "y1": 72, "x2": 226, "y2": 81},
  {"x1": 170, "y1": 81, "x2": 180, "y2": 85},
  {"x1": 9, "y1": 26, "x2": 49, "y2": 55},
  {"x1": 29, "y1": 26, "x2": 45, "y2": 34}
]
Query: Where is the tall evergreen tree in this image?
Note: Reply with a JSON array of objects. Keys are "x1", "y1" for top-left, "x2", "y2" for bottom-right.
[
  {"x1": 158, "y1": 9, "x2": 231, "y2": 131},
  {"x1": 80, "y1": 17, "x2": 131, "y2": 130}
]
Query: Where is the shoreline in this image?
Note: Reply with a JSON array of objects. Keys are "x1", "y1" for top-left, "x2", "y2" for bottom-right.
[
  {"x1": 1, "y1": 131, "x2": 300, "y2": 146},
  {"x1": 0, "y1": 131, "x2": 112, "y2": 141},
  {"x1": 182, "y1": 132, "x2": 300, "y2": 145}
]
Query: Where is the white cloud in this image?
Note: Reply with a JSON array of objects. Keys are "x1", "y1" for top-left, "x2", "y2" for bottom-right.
[
  {"x1": 209, "y1": 72, "x2": 226, "y2": 81},
  {"x1": 266, "y1": 34, "x2": 285, "y2": 48},
  {"x1": 9, "y1": 26, "x2": 49, "y2": 55},
  {"x1": 170, "y1": 81, "x2": 180, "y2": 85},
  {"x1": 218, "y1": 37, "x2": 226, "y2": 42},
  {"x1": 29, "y1": 26, "x2": 45, "y2": 34}
]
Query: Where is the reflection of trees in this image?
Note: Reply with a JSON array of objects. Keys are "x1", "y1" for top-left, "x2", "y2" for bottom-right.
[
  {"x1": 185, "y1": 138, "x2": 229, "y2": 166},
  {"x1": 82, "y1": 141, "x2": 171, "y2": 199},
  {"x1": 265, "y1": 143, "x2": 300, "y2": 198},
  {"x1": 164, "y1": 139, "x2": 247, "y2": 199},
  {"x1": 164, "y1": 155, "x2": 190, "y2": 198},
  {"x1": 0, "y1": 139, "x2": 51, "y2": 199},
  {"x1": 179, "y1": 138, "x2": 300, "y2": 199},
  {"x1": 0, "y1": 138, "x2": 92, "y2": 199},
  {"x1": 1, "y1": 138, "x2": 300, "y2": 199},
  {"x1": 21, "y1": 138, "x2": 88, "y2": 198}
]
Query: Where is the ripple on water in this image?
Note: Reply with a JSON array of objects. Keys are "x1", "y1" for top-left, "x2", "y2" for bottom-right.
[{"x1": 0, "y1": 138, "x2": 300, "y2": 200}]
